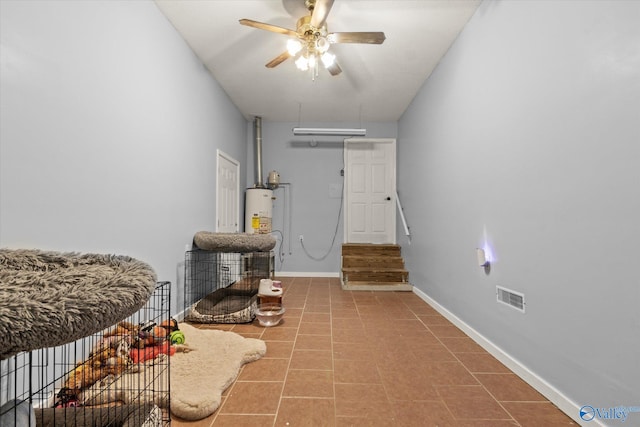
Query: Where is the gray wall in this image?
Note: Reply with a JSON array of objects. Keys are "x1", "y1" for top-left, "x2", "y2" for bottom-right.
[
  {"x1": 247, "y1": 121, "x2": 398, "y2": 274},
  {"x1": 0, "y1": 0, "x2": 248, "y2": 314},
  {"x1": 398, "y1": 0, "x2": 639, "y2": 417}
]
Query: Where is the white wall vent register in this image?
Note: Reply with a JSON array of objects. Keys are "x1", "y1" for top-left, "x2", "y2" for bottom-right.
[{"x1": 496, "y1": 285, "x2": 526, "y2": 313}]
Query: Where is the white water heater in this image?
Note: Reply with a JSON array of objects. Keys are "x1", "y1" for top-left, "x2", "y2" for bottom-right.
[{"x1": 245, "y1": 188, "x2": 273, "y2": 234}]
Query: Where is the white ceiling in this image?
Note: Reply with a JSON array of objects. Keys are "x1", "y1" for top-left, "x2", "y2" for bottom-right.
[{"x1": 154, "y1": 0, "x2": 481, "y2": 123}]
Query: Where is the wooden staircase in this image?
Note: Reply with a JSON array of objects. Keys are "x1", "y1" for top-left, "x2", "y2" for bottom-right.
[{"x1": 341, "y1": 243, "x2": 412, "y2": 291}]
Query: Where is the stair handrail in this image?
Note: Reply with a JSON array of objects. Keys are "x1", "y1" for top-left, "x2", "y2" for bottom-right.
[{"x1": 395, "y1": 190, "x2": 411, "y2": 243}]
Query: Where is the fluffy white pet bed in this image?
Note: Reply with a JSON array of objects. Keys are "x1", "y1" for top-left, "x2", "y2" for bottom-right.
[
  {"x1": 193, "y1": 231, "x2": 275, "y2": 253},
  {"x1": 0, "y1": 248, "x2": 157, "y2": 360},
  {"x1": 170, "y1": 323, "x2": 266, "y2": 420}
]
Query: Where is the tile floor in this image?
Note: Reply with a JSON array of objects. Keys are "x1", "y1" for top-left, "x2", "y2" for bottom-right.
[{"x1": 171, "y1": 277, "x2": 577, "y2": 426}]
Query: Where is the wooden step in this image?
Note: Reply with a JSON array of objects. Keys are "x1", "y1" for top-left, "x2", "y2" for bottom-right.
[
  {"x1": 341, "y1": 243, "x2": 410, "y2": 291},
  {"x1": 341, "y1": 255, "x2": 405, "y2": 269},
  {"x1": 341, "y1": 243, "x2": 401, "y2": 257},
  {"x1": 342, "y1": 268, "x2": 408, "y2": 283}
]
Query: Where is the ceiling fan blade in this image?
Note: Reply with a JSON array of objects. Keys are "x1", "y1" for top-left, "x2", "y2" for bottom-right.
[
  {"x1": 265, "y1": 51, "x2": 292, "y2": 68},
  {"x1": 239, "y1": 19, "x2": 298, "y2": 38},
  {"x1": 328, "y1": 31, "x2": 386, "y2": 44},
  {"x1": 326, "y1": 59, "x2": 342, "y2": 76},
  {"x1": 310, "y1": 0, "x2": 334, "y2": 29}
]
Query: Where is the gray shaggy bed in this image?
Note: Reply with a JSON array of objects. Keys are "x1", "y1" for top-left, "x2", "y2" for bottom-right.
[
  {"x1": 0, "y1": 248, "x2": 157, "y2": 360},
  {"x1": 193, "y1": 231, "x2": 276, "y2": 252}
]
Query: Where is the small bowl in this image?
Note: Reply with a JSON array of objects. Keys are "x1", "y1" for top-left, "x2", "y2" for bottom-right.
[{"x1": 255, "y1": 303, "x2": 285, "y2": 327}]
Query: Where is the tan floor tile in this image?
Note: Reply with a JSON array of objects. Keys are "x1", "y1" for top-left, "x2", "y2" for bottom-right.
[
  {"x1": 456, "y1": 421, "x2": 520, "y2": 427},
  {"x1": 334, "y1": 359, "x2": 382, "y2": 384},
  {"x1": 301, "y1": 312, "x2": 331, "y2": 323},
  {"x1": 456, "y1": 352, "x2": 511, "y2": 373},
  {"x1": 335, "y1": 415, "x2": 397, "y2": 426},
  {"x1": 263, "y1": 340, "x2": 294, "y2": 359},
  {"x1": 357, "y1": 305, "x2": 388, "y2": 317},
  {"x1": 476, "y1": 373, "x2": 547, "y2": 401},
  {"x1": 276, "y1": 316, "x2": 300, "y2": 328},
  {"x1": 410, "y1": 343, "x2": 456, "y2": 362},
  {"x1": 289, "y1": 349, "x2": 333, "y2": 370},
  {"x1": 406, "y1": 303, "x2": 440, "y2": 315},
  {"x1": 333, "y1": 342, "x2": 372, "y2": 360},
  {"x1": 295, "y1": 334, "x2": 332, "y2": 350},
  {"x1": 399, "y1": 330, "x2": 441, "y2": 345},
  {"x1": 417, "y1": 314, "x2": 454, "y2": 326},
  {"x1": 331, "y1": 309, "x2": 360, "y2": 319},
  {"x1": 275, "y1": 397, "x2": 335, "y2": 427},
  {"x1": 379, "y1": 368, "x2": 440, "y2": 400},
  {"x1": 211, "y1": 414, "x2": 275, "y2": 426},
  {"x1": 219, "y1": 381, "x2": 282, "y2": 414},
  {"x1": 437, "y1": 385, "x2": 511, "y2": 420},
  {"x1": 230, "y1": 322, "x2": 265, "y2": 335},
  {"x1": 298, "y1": 321, "x2": 332, "y2": 335},
  {"x1": 304, "y1": 304, "x2": 331, "y2": 313},
  {"x1": 238, "y1": 358, "x2": 289, "y2": 381},
  {"x1": 283, "y1": 369, "x2": 334, "y2": 397},
  {"x1": 393, "y1": 400, "x2": 458, "y2": 426},
  {"x1": 413, "y1": 361, "x2": 479, "y2": 386},
  {"x1": 335, "y1": 397, "x2": 395, "y2": 420},
  {"x1": 440, "y1": 337, "x2": 486, "y2": 353},
  {"x1": 233, "y1": 332, "x2": 263, "y2": 339},
  {"x1": 283, "y1": 298, "x2": 307, "y2": 309},
  {"x1": 428, "y1": 323, "x2": 468, "y2": 338},
  {"x1": 332, "y1": 327, "x2": 369, "y2": 344},
  {"x1": 260, "y1": 326, "x2": 297, "y2": 341},
  {"x1": 384, "y1": 309, "x2": 420, "y2": 320},
  {"x1": 501, "y1": 402, "x2": 578, "y2": 426},
  {"x1": 282, "y1": 307, "x2": 303, "y2": 318},
  {"x1": 374, "y1": 347, "x2": 419, "y2": 366},
  {"x1": 334, "y1": 383, "x2": 388, "y2": 402},
  {"x1": 332, "y1": 318, "x2": 364, "y2": 330}
]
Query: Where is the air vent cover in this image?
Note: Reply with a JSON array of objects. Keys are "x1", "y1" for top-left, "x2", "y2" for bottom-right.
[{"x1": 496, "y1": 286, "x2": 525, "y2": 313}]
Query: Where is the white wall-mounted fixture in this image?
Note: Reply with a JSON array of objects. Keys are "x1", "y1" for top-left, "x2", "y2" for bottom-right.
[
  {"x1": 476, "y1": 248, "x2": 489, "y2": 267},
  {"x1": 293, "y1": 127, "x2": 366, "y2": 136},
  {"x1": 476, "y1": 248, "x2": 491, "y2": 274}
]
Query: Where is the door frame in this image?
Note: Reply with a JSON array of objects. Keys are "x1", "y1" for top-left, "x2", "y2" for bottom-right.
[
  {"x1": 216, "y1": 149, "x2": 240, "y2": 232},
  {"x1": 343, "y1": 137, "x2": 397, "y2": 244}
]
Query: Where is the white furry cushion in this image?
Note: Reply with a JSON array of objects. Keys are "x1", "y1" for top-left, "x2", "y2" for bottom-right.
[
  {"x1": 170, "y1": 323, "x2": 266, "y2": 420},
  {"x1": 0, "y1": 248, "x2": 157, "y2": 359},
  {"x1": 193, "y1": 231, "x2": 276, "y2": 252}
]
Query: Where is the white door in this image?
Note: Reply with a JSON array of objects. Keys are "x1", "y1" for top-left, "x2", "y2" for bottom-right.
[
  {"x1": 344, "y1": 138, "x2": 396, "y2": 244},
  {"x1": 216, "y1": 150, "x2": 240, "y2": 232}
]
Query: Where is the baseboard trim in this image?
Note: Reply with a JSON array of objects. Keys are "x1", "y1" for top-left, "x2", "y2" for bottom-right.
[
  {"x1": 342, "y1": 282, "x2": 413, "y2": 292},
  {"x1": 412, "y1": 287, "x2": 596, "y2": 427},
  {"x1": 275, "y1": 271, "x2": 340, "y2": 278}
]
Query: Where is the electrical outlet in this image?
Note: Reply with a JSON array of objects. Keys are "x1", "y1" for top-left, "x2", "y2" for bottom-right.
[{"x1": 299, "y1": 235, "x2": 304, "y2": 242}]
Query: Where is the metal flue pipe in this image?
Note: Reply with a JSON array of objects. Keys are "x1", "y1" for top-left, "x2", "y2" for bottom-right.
[{"x1": 254, "y1": 116, "x2": 264, "y2": 188}]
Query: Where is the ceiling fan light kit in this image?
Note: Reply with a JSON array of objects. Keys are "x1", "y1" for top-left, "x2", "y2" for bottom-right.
[{"x1": 240, "y1": 0, "x2": 385, "y2": 80}]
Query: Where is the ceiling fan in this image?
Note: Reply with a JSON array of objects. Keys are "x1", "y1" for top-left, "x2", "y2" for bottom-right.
[{"x1": 239, "y1": 0, "x2": 385, "y2": 78}]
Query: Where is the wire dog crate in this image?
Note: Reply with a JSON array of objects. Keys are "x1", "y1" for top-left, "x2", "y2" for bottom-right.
[
  {"x1": 0, "y1": 281, "x2": 171, "y2": 426},
  {"x1": 184, "y1": 250, "x2": 273, "y2": 324}
]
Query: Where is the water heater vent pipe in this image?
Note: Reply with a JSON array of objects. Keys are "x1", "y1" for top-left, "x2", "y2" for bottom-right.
[{"x1": 254, "y1": 116, "x2": 264, "y2": 188}]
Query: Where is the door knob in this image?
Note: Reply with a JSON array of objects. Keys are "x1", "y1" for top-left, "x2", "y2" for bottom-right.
[{"x1": 386, "y1": 196, "x2": 391, "y2": 201}]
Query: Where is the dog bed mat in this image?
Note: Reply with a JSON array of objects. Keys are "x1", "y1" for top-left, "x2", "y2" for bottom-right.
[
  {"x1": 0, "y1": 248, "x2": 157, "y2": 360},
  {"x1": 193, "y1": 231, "x2": 276, "y2": 253},
  {"x1": 36, "y1": 403, "x2": 162, "y2": 427},
  {"x1": 186, "y1": 286, "x2": 258, "y2": 324}
]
